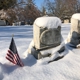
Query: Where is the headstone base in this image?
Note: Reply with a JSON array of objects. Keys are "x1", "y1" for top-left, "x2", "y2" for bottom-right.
[{"x1": 31, "y1": 46, "x2": 65, "y2": 60}]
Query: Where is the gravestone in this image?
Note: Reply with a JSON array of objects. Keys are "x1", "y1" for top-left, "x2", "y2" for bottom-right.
[
  {"x1": 33, "y1": 17, "x2": 62, "y2": 50},
  {"x1": 67, "y1": 13, "x2": 80, "y2": 46},
  {"x1": 19, "y1": 21, "x2": 25, "y2": 25},
  {"x1": 12, "y1": 22, "x2": 18, "y2": 26},
  {"x1": 29, "y1": 16, "x2": 65, "y2": 59},
  {"x1": 0, "y1": 20, "x2": 6, "y2": 26}
]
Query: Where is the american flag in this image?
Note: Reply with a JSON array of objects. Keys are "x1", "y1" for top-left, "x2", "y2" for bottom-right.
[{"x1": 6, "y1": 37, "x2": 24, "y2": 67}]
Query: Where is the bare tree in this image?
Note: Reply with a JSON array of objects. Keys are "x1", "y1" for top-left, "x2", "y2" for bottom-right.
[
  {"x1": 0, "y1": 0, "x2": 41, "y2": 25},
  {"x1": 44, "y1": 0, "x2": 80, "y2": 19},
  {"x1": 23, "y1": 0, "x2": 41, "y2": 23},
  {"x1": 0, "y1": 0, "x2": 17, "y2": 10},
  {"x1": 6, "y1": 9, "x2": 18, "y2": 25}
]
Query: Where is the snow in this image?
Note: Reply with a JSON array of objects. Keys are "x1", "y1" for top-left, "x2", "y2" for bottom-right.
[
  {"x1": 0, "y1": 23, "x2": 80, "y2": 80},
  {"x1": 34, "y1": 17, "x2": 61, "y2": 29},
  {"x1": 23, "y1": 40, "x2": 34, "y2": 57},
  {"x1": 72, "y1": 13, "x2": 80, "y2": 20}
]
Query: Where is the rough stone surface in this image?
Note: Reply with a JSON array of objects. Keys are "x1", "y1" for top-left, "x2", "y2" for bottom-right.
[
  {"x1": 33, "y1": 24, "x2": 61, "y2": 50},
  {"x1": 31, "y1": 47, "x2": 42, "y2": 59}
]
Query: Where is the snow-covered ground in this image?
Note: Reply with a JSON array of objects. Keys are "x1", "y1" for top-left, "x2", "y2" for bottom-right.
[{"x1": 0, "y1": 23, "x2": 80, "y2": 80}]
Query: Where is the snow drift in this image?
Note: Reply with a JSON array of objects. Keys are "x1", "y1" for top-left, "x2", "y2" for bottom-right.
[{"x1": 0, "y1": 24, "x2": 80, "y2": 80}]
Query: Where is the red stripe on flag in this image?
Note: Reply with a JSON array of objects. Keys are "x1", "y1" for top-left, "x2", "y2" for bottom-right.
[
  {"x1": 14, "y1": 54, "x2": 24, "y2": 67},
  {"x1": 7, "y1": 53, "x2": 14, "y2": 60},
  {"x1": 7, "y1": 50, "x2": 20, "y2": 65},
  {"x1": 16, "y1": 54, "x2": 24, "y2": 67},
  {"x1": 16, "y1": 54, "x2": 22, "y2": 66},
  {"x1": 6, "y1": 56, "x2": 15, "y2": 64},
  {"x1": 8, "y1": 50, "x2": 14, "y2": 57},
  {"x1": 14, "y1": 54, "x2": 19, "y2": 65}
]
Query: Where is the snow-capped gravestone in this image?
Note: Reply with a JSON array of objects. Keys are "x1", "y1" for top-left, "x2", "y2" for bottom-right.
[
  {"x1": 25, "y1": 16, "x2": 65, "y2": 60},
  {"x1": 67, "y1": 13, "x2": 80, "y2": 46},
  {"x1": 29, "y1": 16, "x2": 65, "y2": 59},
  {"x1": 33, "y1": 17, "x2": 62, "y2": 50}
]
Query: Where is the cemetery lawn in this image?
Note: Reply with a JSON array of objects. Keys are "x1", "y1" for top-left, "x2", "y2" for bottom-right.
[{"x1": 0, "y1": 23, "x2": 80, "y2": 80}]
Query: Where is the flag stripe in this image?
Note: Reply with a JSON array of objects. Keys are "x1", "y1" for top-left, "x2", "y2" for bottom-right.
[
  {"x1": 15, "y1": 55, "x2": 21, "y2": 66},
  {"x1": 7, "y1": 51, "x2": 24, "y2": 67},
  {"x1": 8, "y1": 50, "x2": 18, "y2": 64},
  {"x1": 14, "y1": 54, "x2": 24, "y2": 67},
  {"x1": 16, "y1": 54, "x2": 24, "y2": 66},
  {"x1": 8, "y1": 51, "x2": 24, "y2": 67},
  {"x1": 14, "y1": 54, "x2": 20, "y2": 65},
  {"x1": 6, "y1": 56, "x2": 15, "y2": 64},
  {"x1": 8, "y1": 50, "x2": 14, "y2": 57},
  {"x1": 16, "y1": 54, "x2": 22, "y2": 66},
  {"x1": 7, "y1": 53, "x2": 14, "y2": 60},
  {"x1": 8, "y1": 50, "x2": 22, "y2": 66}
]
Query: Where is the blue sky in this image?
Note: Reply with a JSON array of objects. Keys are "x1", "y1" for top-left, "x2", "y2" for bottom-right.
[{"x1": 35, "y1": 0, "x2": 44, "y2": 8}]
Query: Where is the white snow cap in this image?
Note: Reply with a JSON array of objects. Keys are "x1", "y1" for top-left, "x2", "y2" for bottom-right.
[
  {"x1": 72, "y1": 13, "x2": 80, "y2": 20},
  {"x1": 34, "y1": 17, "x2": 61, "y2": 29}
]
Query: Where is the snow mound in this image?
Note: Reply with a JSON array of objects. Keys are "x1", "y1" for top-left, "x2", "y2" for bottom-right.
[
  {"x1": 23, "y1": 40, "x2": 34, "y2": 58},
  {"x1": 72, "y1": 13, "x2": 80, "y2": 20},
  {"x1": 34, "y1": 17, "x2": 61, "y2": 29}
]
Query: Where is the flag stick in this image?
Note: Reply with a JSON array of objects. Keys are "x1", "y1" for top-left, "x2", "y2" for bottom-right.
[{"x1": 12, "y1": 34, "x2": 14, "y2": 37}]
